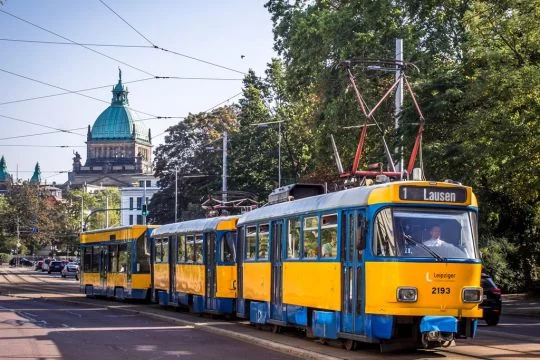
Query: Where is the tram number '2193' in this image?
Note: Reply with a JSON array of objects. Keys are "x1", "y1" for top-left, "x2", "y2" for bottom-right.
[{"x1": 432, "y1": 287, "x2": 451, "y2": 295}]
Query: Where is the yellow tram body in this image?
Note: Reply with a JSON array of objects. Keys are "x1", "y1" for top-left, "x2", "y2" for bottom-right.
[
  {"x1": 236, "y1": 181, "x2": 483, "y2": 349},
  {"x1": 80, "y1": 225, "x2": 156, "y2": 300},
  {"x1": 151, "y1": 216, "x2": 239, "y2": 313}
]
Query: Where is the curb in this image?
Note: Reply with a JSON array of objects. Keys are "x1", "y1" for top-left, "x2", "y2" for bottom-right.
[
  {"x1": 0, "y1": 289, "x2": 341, "y2": 360},
  {"x1": 110, "y1": 306, "x2": 341, "y2": 360}
]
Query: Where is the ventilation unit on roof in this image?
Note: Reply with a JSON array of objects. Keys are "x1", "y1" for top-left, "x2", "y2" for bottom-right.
[{"x1": 268, "y1": 184, "x2": 326, "y2": 205}]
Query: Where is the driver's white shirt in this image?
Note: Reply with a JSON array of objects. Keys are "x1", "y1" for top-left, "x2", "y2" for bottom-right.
[{"x1": 424, "y1": 238, "x2": 444, "y2": 247}]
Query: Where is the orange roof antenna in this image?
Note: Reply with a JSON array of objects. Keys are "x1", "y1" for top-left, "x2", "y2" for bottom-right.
[{"x1": 331, "y1": 58, "x2": 425, "y2": 183}]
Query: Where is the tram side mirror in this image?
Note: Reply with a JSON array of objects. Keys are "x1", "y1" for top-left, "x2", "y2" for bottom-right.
[{"x1": 356, "y1": 218, "x2": 367, "y2": 250}]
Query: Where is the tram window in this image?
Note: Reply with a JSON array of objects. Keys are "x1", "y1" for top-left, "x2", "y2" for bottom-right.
[
  {"x1": 374, "y1": 208, "x2": 397, "y2": 256},
  {"x1": 109, "y1": 245, "x2": 119, "y2": 272},
  {"x1": 91, "y1": 246, "x2": 100, "y2": 272},
  {"x1": 154, "y1": 238, "x2": 163, "y2": 263},
  {"x1": 303, "y1": 216, "x2": 319, "y2": 259},
  {"x1": 321, "y1": 214, "x2": 338, "y2": 258},
  {"x1": 162, "y1": 238, "x2": 169, "y2": 263},
  {"x1": 194, "y1": 234, "x2": 203, "y2": 263},
  {"x1": 221, "y1": 232, "x2": 236, "y2": 263},
  {"x1": 118, "y1": 243, "x2": 128, "y2": 273},
  {"x1": 186, "y1": 235, "x2": 195, "y2": 262},
  {"x1": 136, "y1": 233, "x2": 150, "y2": 273},
  {"x1": 258, "y1": 224, "x2": 269, "y2": 260},
  {"x1": 287, "y1": 218, "x2": 301, "y2": 258},
  {"x1": 246, "y1": 226, "x2": 257, "y2": 260},
  {"x1": 347, "y1": 213, "x2": 355, "y2": 262},
  {"x1": 178, "y1": 235, "x2": 185, "y2": 263},
  {"x1": 83, "y1": 247, "x2": 92, "y2": 272}
]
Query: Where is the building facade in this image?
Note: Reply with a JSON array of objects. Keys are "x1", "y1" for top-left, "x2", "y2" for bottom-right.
[
  {"x1": 67, "y1": 69, "x2": 154, "y2": 188},
  {"x1": 120, "y1": 175, "x2": 159, "y2": 225}
]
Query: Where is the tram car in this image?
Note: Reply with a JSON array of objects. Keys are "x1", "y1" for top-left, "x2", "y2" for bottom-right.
[
  {"x1": 235, "y1": 181, "x2": 482, "y2": 350},
  {"x1": 150, "y1": 216, "x2": 239, "y2": 314},
  {"x1": 80, "y1": 225, "x2": 156, "y2": 300}
]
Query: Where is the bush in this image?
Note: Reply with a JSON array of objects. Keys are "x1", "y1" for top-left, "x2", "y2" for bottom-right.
[
  {"x1": 0, "y1": 253, "x2": 12, "y2": 264},
  {"x1": 480, "y1": 235, "x2": 524, "y2": 293}
]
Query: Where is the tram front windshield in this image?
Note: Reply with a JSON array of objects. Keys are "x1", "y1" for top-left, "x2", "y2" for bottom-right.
[{"x1": 374, "y1": 208, "x2": 478, "y2": 260}]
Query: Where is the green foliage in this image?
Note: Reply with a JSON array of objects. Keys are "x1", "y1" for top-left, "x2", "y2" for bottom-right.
[
  {"x1": 261, "y1": 0, "x2": 539, "y2": 292},
  {"x1": 0, "y1": 252, "x2": 11, "y2": 264},
  {"x1": 149, "y1": 106, "x2": 239, "y2": 224},
  {"x1": 147, "y1": 0, "x2": 538, "y2": 291},
  {"x1": 480, "y1": 236, "x2": 524, "y2": 293}
]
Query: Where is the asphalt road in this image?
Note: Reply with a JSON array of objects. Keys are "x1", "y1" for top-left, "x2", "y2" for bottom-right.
[
  {"x1": 2, "y1": 267, "x2": 540, "y2": 360},
  {"x1": 0, "y1": 294, "x2": 297, "y2": 360}
]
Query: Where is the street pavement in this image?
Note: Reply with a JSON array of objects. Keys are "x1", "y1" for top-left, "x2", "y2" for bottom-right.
[
  {"x1": 502, "y1": 293, "x2": 540, "y2": 317},
  {"x1": 2, "y1": 265, "x2": 540, "y2": 360}
]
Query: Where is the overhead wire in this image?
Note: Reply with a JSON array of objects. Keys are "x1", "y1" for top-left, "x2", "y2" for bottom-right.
[
  {"x1": 152, "y1": 91, "x2": 243, "y2": 139},
  {"x1": 0, "y1": 144, "x2": 85, "y2": 148},
  {"x1": 0, "y1": 128, "x2": 86, "y2": 141},
  {"x1": 98, "y1": 0, "x2": 156, "y2": 47},
  {"x1": 0, "y1": 9, "x2": 156, "y2": 77},
  {"x1": 0, "y1": 38, "x2": 152, "y2": 48},
  {"x1": 0, "y1": 77, "x2": 155, "y2": 106},
  {"x1": 97, "y1": 0, "x2": 246, "y2": 75},
  {"x1": 0, "y1": 114, "x2": 86, "y2": 136},
  {"x1": 0, "y1": 67, "x2": 160, "y2": 118}
]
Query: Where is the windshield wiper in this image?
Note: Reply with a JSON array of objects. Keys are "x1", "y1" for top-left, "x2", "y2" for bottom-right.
[{"x1": 403, "y1": 233, "x2": 445, "y2": 262}]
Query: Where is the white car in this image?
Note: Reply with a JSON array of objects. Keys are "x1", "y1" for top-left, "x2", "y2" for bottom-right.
[
  {"x1": 41, "y1": 258, "x2": 54, "y2": 272},
  {"x1": 61, "y1": 262, "x2": 80, "y2": 280}
]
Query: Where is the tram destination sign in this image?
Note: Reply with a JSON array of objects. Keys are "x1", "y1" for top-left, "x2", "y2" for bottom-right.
[{"x1": 399, "y1": 186, "x2": 467, "y2": 203}]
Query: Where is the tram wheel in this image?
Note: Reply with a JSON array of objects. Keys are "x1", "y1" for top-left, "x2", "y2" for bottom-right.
[
  {"x1": 343, "y1": 339, "x2": 356, "y2": 351},
  {"x1": 272, "y1": 325, "x2": 282, "y2": 334}
]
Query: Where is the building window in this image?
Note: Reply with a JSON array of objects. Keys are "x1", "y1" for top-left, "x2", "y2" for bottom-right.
[
  {"x1": 146, "y1": 180, "x2": 151, "y2": 187},
  {"x1": 129, "y1": 215, "x2": 133, "y2": 225},
  {"x1": 139, "y1": 180, "x2": 144, "y2": 187},
  {"x1": 129, "y1": 197, "x2": 134, "y2": 210},
  {"x1": 136, "y1": 215, "x2": 143, "y2": 224},
  {"x1": 136, "y1": 197, "x2": 142, "y2": 210}
]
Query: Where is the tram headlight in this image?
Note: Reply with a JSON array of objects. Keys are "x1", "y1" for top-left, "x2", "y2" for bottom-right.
[
  {"x1": 397, "y1": 287, "x2": 418, "y2": 302},
  {"x1": 462, "y1": 287, "x2": 483, "y2": 303}
]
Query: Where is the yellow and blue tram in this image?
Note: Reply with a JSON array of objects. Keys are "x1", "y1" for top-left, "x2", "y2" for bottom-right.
[
  {"x1": 150, "y1": 216, "x2": 239, "y2": 314},
  {"x1": 80, "y1": 225, "x2": 156, "y2": 300},
  {"x1": 235, "y1": 181, "x2": 482, "y2": 349}
]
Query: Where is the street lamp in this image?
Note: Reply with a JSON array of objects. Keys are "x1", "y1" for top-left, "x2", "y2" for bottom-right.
[
  {"x1": 165, "y1": 171, "x2": 208, "y2": 222},
  {"x1": 175, "y1": 167, "x2": 178, "y2": 222},
  {"x1": 251, "y1": 120, "x2": 284, "y2": 187}
]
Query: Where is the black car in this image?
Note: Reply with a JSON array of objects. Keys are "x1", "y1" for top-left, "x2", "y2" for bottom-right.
[
  {"x1": 47, "y1": 261, "x2": 65, "y2": 274},
  {"x1": 9, "y1": 257, "x2": 33, "y2": 267},
  {"x1": 480, "y1": 273, "x2": 502, "y2": 326}
]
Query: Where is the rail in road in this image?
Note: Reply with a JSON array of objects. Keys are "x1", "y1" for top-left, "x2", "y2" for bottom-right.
[{"x1": 1, "y1": 267, "x2": 540, "y2": 359}]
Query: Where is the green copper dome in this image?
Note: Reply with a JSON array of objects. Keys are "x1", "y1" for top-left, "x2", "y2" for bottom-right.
[
  {"x1": 30, "y1": 162, "x2": 41, "y2": 184},
  {"x1": 90, "y1": 69, "x2": 149, "y2": 142},
  {"x1": 0, "y1": 156, "x2": 11, "y2": 182}
]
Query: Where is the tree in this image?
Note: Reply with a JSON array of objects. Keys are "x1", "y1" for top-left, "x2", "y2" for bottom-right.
[{"x1": 149, "y1": 106, "x2": 239, "y2": 224}]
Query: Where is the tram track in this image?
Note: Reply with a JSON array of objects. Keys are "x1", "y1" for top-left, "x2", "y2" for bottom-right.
[{"x1": 2, "y1": 268, "x2": 540, "y2": 359}]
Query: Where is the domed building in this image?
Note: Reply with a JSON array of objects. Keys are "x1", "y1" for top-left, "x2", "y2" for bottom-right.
[{"x1": 67, "y1": 69, "x2": 154, "y2": 188}]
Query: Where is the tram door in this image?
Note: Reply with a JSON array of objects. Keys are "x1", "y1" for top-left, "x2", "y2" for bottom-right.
[
  {"x1": 341, "y1": 210, "x2": 365, "y2": 334},
  {"x1": 205, "y1": 233, "x2": 217, "y2": 310},
  {"x1": 270, "y1": 221, "x2": 284, "y2": 321},
  {"x1": 168, "y1": 236, "x2": 176, "y2": 302},
  {"x1": 236, "y1": 228, "x2": 245, "y2": 317},
  {"x1": 99, "y1": 246, "x2": 108, "y2": 294}
]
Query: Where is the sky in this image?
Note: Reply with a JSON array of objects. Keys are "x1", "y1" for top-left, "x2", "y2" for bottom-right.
[{"x1": 0, "y1": 0, "x2": 276, "y2": 185}]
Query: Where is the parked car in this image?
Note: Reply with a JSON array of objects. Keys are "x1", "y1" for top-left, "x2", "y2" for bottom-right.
[
  {"x1": 61, "y1": 262, "x2": 80, "y2": 280},
  {"x1": 9, "y1": 257, "x2": 33, "y2": 267},
  {"x1": 41, "y1": 258, "x2": 56, "y2": 272},
  {"x1": 47, "y1": 260, "x2": 65, "y2": 274},
  {"x1": 480, "y1": 273, "x2": 502, "y2": 326},
  {"x1": 35, "y1": 261, "x2": 44, "y2": 271}
]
